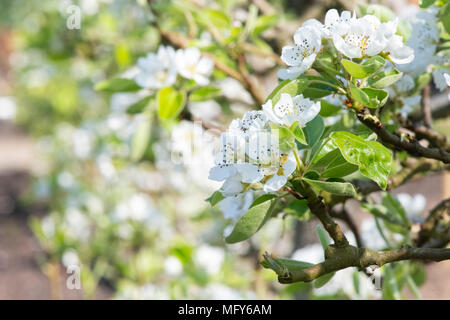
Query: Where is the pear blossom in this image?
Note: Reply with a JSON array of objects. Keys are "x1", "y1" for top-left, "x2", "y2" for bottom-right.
[
  {"x1": 303, "y1": 9, "x2": 353, "y2": 38},
  {"x1": 432, "y1": 68, "x2": 450, "y2": 91},
  {"x1": 134, "y1": 45, "x2": 177, "y2": 89},
  {"x1": 398, "y1": 9, "x2": 440, "y2": 75},
  {"x1": 263, "y1": 93, "x2": 320, "y2": 127},
  {"x1": 263, "y1": 152, "x2": 296, "y2": 192},
  {"x1": 218, "y1": 190, "x2": 255, "y2": 221},
  {"x1": 278, "y1": 25, "x2": 322, "y2": 80},
  {"x1": 176, "y1": 47, "x2": 214, "y2": 85}
]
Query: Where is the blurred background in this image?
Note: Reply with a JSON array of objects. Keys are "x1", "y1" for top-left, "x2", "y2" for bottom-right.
[{"x1": 0, "y1": 0, "x2": 449, "y2": 299}]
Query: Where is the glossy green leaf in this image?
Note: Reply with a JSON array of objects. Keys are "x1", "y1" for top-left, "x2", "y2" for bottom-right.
[
  {"x1": 381, "y1": 193, "x2": 410, "y2": 226},
  {"x1": 157, "y1": 87, "x2": 186, "y2": 120},
  {"x1": 291, "y1": 122, "x2": 307, "y2": 145},
  {"x1": 321, "y1": 162, "x2": 358, "y2": 178},
  {"x1": 95, "y1": 78, "x2": 141, "y2": 92},
  {"x1": 225, "y1": 199, "x2": 275, "y2": 243},
  {"x1": 330, "y1": 131, "x2": 392, "y2": 189},
  {"x1": 350, "y1": 83, "x2": 389, "y2": 108},
  {"x1": 341, "y1": 56, "x2": 385, "y2": 79},
  {"x1": 304, "y1": 178, "x2": 357, "y2": 196},
  {"x1": 368, "y1": 70, "x2": 403, "y2": 89}
]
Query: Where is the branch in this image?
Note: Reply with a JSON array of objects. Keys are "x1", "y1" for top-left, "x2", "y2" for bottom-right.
[
  {"x1": 266, "y1": 245, "x2": 450, "y2": 284},
  {"x1": 355, "y1": 107, "x2": 450, "y2": 163},
  {"x1": 398, "y1": 115, "x2": 450, "y2": 151},
  {"x1": 417, "y1": 198, "x2": 450, "y2": 247},
  {"x1": 330, "y1": 208, "x2": 364, "y2": 248},
  {"x1": 298, "y1": 181, "x2": 349, "y2": 247}
]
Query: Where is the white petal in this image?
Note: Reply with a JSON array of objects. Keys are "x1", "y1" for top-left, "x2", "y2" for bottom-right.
[
  {"x1": 236, "y1": 163, "x2": 264, "y2": 183},
  {"x1": 196, "y1": 57, "x2": 214, "y2": 75},
  {"x1": 282, "y1": 152, "x2": 297, "y2": 177},
  {"x1": 193, "y1": 74, "x2": 210, "y2": 86},
  {"x1": 277, "y1": 67, "x2": 302, "y2": 80},
  {"x1": 220, "y1": 175, "x2": 244, "y2": 196},
  {"x1": 208, "y1": 165, "x2": 237, "y2": 181},
  {"x1": 280, "y1": 45, "x2": 302, "y2": 67},
  {"x1": 263, "y1": 175, "x2": 287, "y2": 193},
  {"x1": 262, "y1": 100, "x2": 280, "y2": 125}
]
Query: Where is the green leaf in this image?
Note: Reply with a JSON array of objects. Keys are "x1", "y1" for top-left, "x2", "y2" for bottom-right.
[
  {"x1": 157, "y1": 87, "x2": 186, "y2": 120},
  {"x1": 225, "y1": 199, "x2": 275, "y2": 243},
  {"x1": 440, "y1": 2, "x2": 450, "y2": 34},
  {"x1": 316, "y1": 225, "x2": 331, "y2": 252},
  {"x1": 126, "y1": 96, "x2": 152, "y2": 114},
  {"x1": 368, "y1": 70, "x2": 403, "y2": 89},
  {"x1": 419, "y1": 0, "x2": 435, "y2": 8},
  {"x1": 321, "y1": 162, "x2": 358, "y2": 178},
  {"x1": 265, "y1": 78, "x2": 309, "y2": 104},
  {"x1": 304, "y1": 178, "x2": 357, "y2": 196},
  {"x1": 291, "y1": 122, "x2": 307, "y2": 145},
  {"x1": 320, "y1": 100, "x2": 341, "y2": 117},
  {"x1": 406, "y1": 275, "x2": 422, "y2": 299},
  {"x1": 189, "y1": 86, "x2": 221, "y2": 102},
  {"x1": 95, "y1": 78, "x2": 141, "y2": 92},
  {"x1": 304, "y1": 115, "x2": 324, "y2": 147},
  {"x1": 381, "y1": 193, "x2": 410, "y2": 226},
  {"x1": 131, "y1": 114, "x2": 152, "y2": 161},
  {"x1": 284, "y1": 199, "x2": 309, "y2": 219},
  {"x1": 204, "y1": 9, "x2": 231, "y2": 29},
  {"x1": 350, "y1": 83, "x2": 388, "y2": 108},
  {"x1": 252, "y1": 14, "x2": 279, "y2": 36},
  {"x1": 250, "y1": 194, "x2": 277, "y2": 207},
  {"x1": 314, "y1": 272, "x2": 335, "y2": 288},
  {"x1": 205, "y1": 191, "x2": 225, "y2": 207},
  {"x1": 261, "y1": 257, "x2": 314, "y2": 271},
  {"x1": 341, "y1": 56, "x2": 385, "y2": 79},
  {"x1": 330, "y1": 131, "x2": 392, "y2": 189},
  {"x1": 383, "y1": 264, "x2": 402, "y2": 300}
]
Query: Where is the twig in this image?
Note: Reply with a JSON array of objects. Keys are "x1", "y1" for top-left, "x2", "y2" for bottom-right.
[
  {"x1": 272, "y1": 245, "x2": 450, "y2": 283},
  {"x1": 355, "y1": 107, "x2": 450, "y2": 163},
  {"x1": 417, "y1": 198, "x2": 450, "y2": 247}
]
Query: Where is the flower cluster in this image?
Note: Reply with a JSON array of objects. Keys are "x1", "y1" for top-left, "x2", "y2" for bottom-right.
[
  {"x1": 278, "y1": 9, "x2": 414, "y2": 80},
  {"x1": 134, "y1": 46, "x2": 214, "y2": 88},
  {"x1": 209, "y1": 94, "x2": 320, "y2": 220}
]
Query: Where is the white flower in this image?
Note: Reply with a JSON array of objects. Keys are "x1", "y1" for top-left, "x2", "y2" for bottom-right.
[
  {"x1": 218, "y1": 190, "x2": 255, "y2": 221},
  {"x1": 263, "y1": 152, "x2": 296, "y2": 192},
  {"x1": 62, "y1": 249, "x2": 80, "y2": 268},
  {"x1": 304, "y1": 9, "x2": 354, "y2": 38},
  {"x1": 263, "y1": 93, "x2": 320, "y2": 127},
  {"x1": 433, "y1": 68, "x2": 450, "y2": 91},
  {"x1": 278, "y1": 26, "x2": 322, "y2": 80},
  {"x1": 332, "y1": 15, "x2": 392, "y2": 59},
  {"x1": 398, "y1": 9, "x2": 440, "y2": 75},
  {"x1": 195, "y1": 245, "x2": 225, "y2": 275},
  {"x1": 384, "y1": 34, "x2": 414, "y2": 64},
  {"x1": 176, "y1": 47, "x2": 214, "y2": 85},
  {"x1": 134, "y1": 46, "x2": 177, "y2": 89}
]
